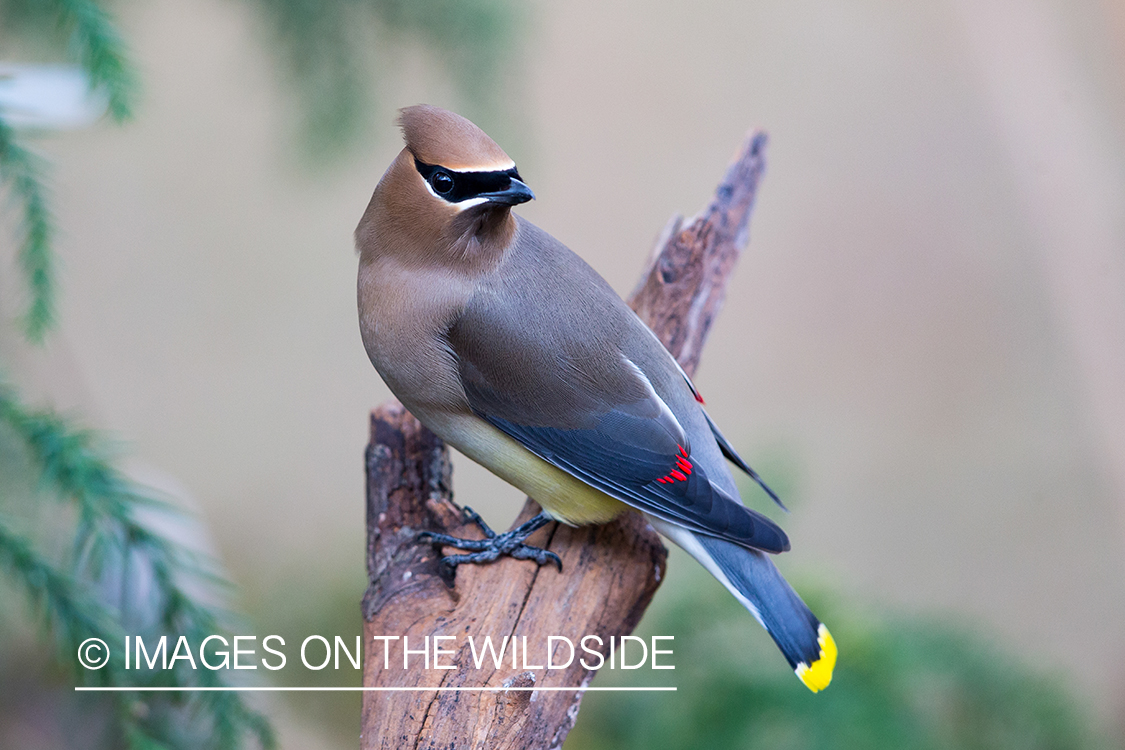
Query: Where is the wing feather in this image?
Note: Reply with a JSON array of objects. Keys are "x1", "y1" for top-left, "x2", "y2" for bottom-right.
[
  {"x1": 453, "y1": 333, "x2": 789, "y2": 552},
  {"x1": 446, "y1": 219, "x2": 789, "y2": 553},
  {"x1": 483, "y1": 412, "x2": 789, "y2": 552}
]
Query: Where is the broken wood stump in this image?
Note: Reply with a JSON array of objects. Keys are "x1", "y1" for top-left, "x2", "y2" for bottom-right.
[{"x1": 360, "y1": 131, "x2": 769, "y2": 750}]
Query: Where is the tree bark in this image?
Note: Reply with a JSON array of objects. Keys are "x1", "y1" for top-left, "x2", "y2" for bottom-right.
[{"x1": 360, "y1": 131, "x2": 768, "y2": 750}]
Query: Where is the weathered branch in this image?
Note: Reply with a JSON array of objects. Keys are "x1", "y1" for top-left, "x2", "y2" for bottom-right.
[{"x1": 360, "y1": 131, "x2": 768, "y2": 750}]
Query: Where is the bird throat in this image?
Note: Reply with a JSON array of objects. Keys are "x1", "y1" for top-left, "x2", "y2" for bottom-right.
[{"x1": 449, "y1": 205, "x2": 518, "y2": 270}]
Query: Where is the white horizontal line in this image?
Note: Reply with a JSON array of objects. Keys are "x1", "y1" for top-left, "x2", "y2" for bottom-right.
[{"x1": 74, "y1": 686, "x2": 676, "y2": 693}]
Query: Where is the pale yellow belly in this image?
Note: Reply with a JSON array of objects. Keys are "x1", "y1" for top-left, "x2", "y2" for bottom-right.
[{"x1": 418, "y1": 410, "x2": 628, "y2": 525}]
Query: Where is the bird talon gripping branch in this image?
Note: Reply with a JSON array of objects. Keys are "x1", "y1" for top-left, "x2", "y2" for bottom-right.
[
  {"x1": 357, "y1": 105, "x2": 835, "y2": 691},
  {"x1": 459, "y1": 506, "x2": 496, "y2": 538},
  {"x1": 418, "y1": 511, "x2": 561, "y2": 576}
]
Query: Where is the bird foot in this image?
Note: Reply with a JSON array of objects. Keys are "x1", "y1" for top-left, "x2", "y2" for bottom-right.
[{"x1": 418, "y1": 507, "x2": 562, "y2": 580}]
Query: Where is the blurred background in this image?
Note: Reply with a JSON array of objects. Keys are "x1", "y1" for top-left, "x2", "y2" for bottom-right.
[{"x1": 2, "y1": 0, "x2": 1124, "y2": 747}]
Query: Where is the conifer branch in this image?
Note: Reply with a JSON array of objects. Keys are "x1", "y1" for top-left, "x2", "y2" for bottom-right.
[
  {"x1": 252, "y1": 0, "x2": 515, "y2": 154},
  {"x1": 52, "y1": 0, "x2": 137, "y2": 121},
  {"x1": 0, "y1": 517, "x2": 121, "y2": 666},
  {"x1": 0, "y1": 385, "x2": 275, "y2": 749},
  {"x1": 0, "y1": 117, "x2": 56, "y2": 343}
]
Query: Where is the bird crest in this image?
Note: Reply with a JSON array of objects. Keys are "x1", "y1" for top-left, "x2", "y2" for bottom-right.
[{"x1": 398, "y1": 105, "x2": 515, "y2": 172}]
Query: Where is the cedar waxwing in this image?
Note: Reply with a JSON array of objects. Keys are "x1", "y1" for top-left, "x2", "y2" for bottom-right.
[{"x1": 356, "y1": 105, "x2": 836, "y2": 692}]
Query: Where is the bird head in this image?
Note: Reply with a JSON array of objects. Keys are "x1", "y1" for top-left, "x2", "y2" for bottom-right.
[{"x1": 356, "y1": 105, "x2": 534, "y2": 269}]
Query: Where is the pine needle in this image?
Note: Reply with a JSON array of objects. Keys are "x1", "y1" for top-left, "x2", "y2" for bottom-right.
[
  {"x1": 0, "y1": 385, "x2": 275, "y2": 749},
  {"x1": 53, "y1": 0, "x2": 138, "y2": 121},
  {"x1": 0, "y1": 118, "x2": 56, "y2": 343}
]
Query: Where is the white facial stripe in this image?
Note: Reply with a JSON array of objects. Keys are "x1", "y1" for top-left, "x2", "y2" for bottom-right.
[
  {"x1": 454, "y1": 196, "x2": 489, "y2": 212},
  {"x1": 448, "y1": 160, "x2": 516, "y2": 173},
  {"x1": 421, "y1": 178, "x2": 490, "y2": 212},
  {"x1": 419, "y1": 168, "x2": 514, "y2": 211},
  {"x1": 421, "y1": 178, "x2": 444, "y2": 201}
]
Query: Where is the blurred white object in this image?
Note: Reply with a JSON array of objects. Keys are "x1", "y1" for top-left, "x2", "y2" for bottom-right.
[{"x1": 0, "y1": 63, "x2": 108, "y2": 129}]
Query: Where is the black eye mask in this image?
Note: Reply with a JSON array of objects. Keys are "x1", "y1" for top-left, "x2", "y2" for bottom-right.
[{"x1": 414, "y1": 158, "x2": 523, "y2": 204}]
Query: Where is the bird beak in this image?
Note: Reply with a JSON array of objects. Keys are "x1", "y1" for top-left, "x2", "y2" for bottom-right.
[{"x1": 481, "y1": 177, "x2": 535, "y2": 206}]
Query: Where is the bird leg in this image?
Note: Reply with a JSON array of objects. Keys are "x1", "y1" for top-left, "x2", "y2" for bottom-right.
[{"x1": 418, "y1": 507, "x2": 562, "y2": 579}]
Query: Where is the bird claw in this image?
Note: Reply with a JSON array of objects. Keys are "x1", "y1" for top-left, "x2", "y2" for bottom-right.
[
  {"x1": 416, "y1": 510, "x2": 562, "y2": 578},
  {"x1": 460, "y1": 506, "x2": 497, "y2": 538},
  {"x1": 510, "y1": 544, "x2": 563, "y2": 571}
]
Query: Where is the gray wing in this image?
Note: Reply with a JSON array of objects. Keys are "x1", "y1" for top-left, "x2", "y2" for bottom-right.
[{"x1": 446, "y1": 222, "x2": 789, "y2": 552}]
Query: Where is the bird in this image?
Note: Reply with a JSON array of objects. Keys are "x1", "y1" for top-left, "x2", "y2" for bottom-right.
[{"x1": 355, "y1": 104, "x2": 835, "y2": 692}]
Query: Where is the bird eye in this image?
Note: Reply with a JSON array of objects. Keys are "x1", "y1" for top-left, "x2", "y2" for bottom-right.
[{"x1": 431, "y1": 171, "x2": 454, "y2": 194}]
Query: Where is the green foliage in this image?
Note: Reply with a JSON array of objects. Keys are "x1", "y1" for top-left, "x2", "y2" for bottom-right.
[
  {"x1": 565, "y1": 559, "x2": 1109, "y2": 750},
  {"x1": 0, "y1": 517, "x2": 120, "y2": 669},
  {"x1": 0, "y1": 118, "x2": 54, "y2": 342},
  {"x1": 1, "y1": 0, "x2": 517, "y2": 745},
  {"x1": 0, "y1": 0, "x2": 137, "y2": 119},
  {"x1": 250, "y1": 0, "x2": 518, "y2": 155},
  {"x1": 2, "y1": 0, "x2": 269, "y2": 740},
  {"x1": 0, "y1": 0, "x2": 136, "y2": 342},
  {"x1": 53, "y1": 0, "x2": 138, "y2": 121},
  {"x1": 1, "y1": 0, "x2": 515, "y2": 339},
  {"x1": 0, "y1": 385, "x2": 275, "y2": 749}
]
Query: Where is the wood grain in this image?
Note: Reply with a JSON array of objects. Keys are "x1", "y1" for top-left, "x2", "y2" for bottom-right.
[{"x1": 360, "y1": 130, "x2": 768, "y2": 750}]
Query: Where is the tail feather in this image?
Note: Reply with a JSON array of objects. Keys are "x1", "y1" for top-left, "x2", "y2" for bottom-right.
[{"x1": 648, "y1": 516, "x2": 837, "y2": 692}]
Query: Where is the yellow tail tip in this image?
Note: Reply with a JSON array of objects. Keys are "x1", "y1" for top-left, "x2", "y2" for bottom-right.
[{"x1": 795, "y1": 624, "x2": 837, "y2": 693}]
